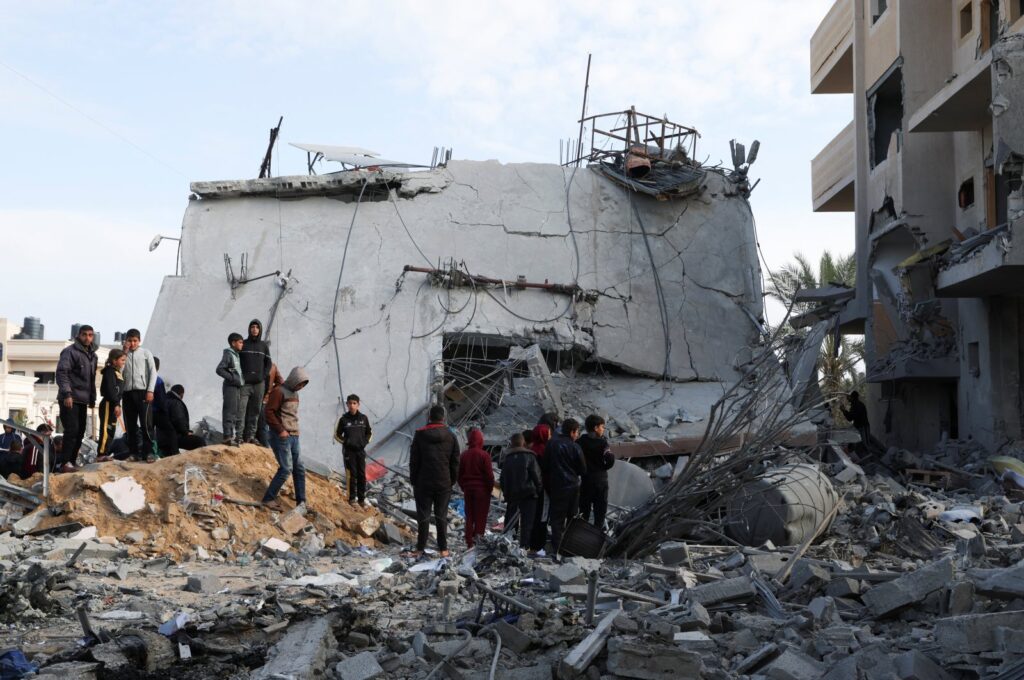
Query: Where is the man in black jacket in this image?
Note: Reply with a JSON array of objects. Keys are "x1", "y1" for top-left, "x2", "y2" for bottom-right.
[
  {"x1": 499, "y1": 432, "x2": 543, "y2": 548},
  {"x1": 238, "y1": 319, "x2": 272, "y2": 444},
  {"x1": 55, "y1": 325, "x2": 97, "y2": 470},
  {"x1": 543, "y1": 418, "x2": 587, "y2": 556},
  {"x1": 407, "y1": 405, "x2": 460, "y2": 558},
  {"x1": 334, "y1": 394, "x2": 373, "y2": 506},
  {"x1": 577, "y1": 414, "x2": 615, "y2": 529},
  {"x1": 157, "y1": 385, "x2": 206, "y2": 454}
]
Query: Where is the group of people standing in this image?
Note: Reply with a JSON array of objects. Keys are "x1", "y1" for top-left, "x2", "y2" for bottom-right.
[{"x1": 402, "y1": 408, "x2": 614, "y2": 560}]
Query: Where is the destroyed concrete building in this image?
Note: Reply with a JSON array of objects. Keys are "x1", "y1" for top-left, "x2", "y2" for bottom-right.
[
  {"x1": 810, "y1": 0, "x2": 1024, "y2": 452},
  {"x1": 145, "y1": 111, "x2": 765, "y2": 469}
]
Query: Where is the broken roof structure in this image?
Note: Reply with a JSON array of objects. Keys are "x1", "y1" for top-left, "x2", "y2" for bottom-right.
[{"x1": 146, "y1": 109, "x2": 767, "y2": 470}]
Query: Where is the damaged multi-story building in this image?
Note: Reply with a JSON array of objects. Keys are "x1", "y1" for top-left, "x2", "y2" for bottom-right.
[
  {"x1": 810, "y1": 0, "x2": 1024, "y2": 452},
  {"x1": 145, "y1": 111, "x2": 767, "y2": 470}
]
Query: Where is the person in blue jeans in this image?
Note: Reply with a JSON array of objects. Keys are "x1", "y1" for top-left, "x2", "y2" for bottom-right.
[{"x1": 261, "y1": 366, "x2": 309, "y2": 512}]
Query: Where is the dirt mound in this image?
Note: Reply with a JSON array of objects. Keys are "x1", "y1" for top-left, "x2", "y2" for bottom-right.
[{"x1": 23, "y1": 444, "x2": 382, "y2": 559}]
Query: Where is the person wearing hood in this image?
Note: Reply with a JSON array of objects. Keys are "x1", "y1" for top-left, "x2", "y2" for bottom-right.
[
  {"x1": 261, "y1": 366, "x2": 309, "y2": 511},
  {"x1": 407, "y1": 405, "x2": 460, "y2": 558},
  {"x1": 216, "y1": 333, "x2": 245, "y2": 445},
  {"x1": 528, "y1": 423, "x2": 552, "y2": 553},
  {"x1": 158, "y1": 384, "x2": 206, "y2": 454},
  {"x1": 0, "y1": 425, "x2": 22, "y2": 454},
  {"x1": 542, "y1": 418, "x2": 587, "y2": 556},
  {"x1": 239, "y1": 319, "x2": 272, "y2": 444},
  {"x1": 577, "y1": 414, "x2": 615, "y2": 529},
  {"x1": 457, "y1": 428, "x2": 494, "y2": 549},
  {"x1": 55, "y1": 324, "x2": 97, "y2": 470},
  {"x1": 499, "y1": 432, "x2": 543, "y2": 548}
]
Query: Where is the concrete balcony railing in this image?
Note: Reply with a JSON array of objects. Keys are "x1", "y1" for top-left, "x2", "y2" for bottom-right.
[
  {"x1": 810, "y1": 0, "x2": 854, "y2": 94},
  {"x1": 811, "y1": 121, "x2": 855, "y2": 212}
]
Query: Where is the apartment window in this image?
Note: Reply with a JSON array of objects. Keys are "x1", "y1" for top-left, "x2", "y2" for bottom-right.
[
  {"x1": 34, "y1": 372, "x2": 56, "y2": 384},
  {"x1": 868, "y1": 65, "x2": 904, "y2": 168},
  {"x1": 1010, "y1": 0, "x2": 1024, "y2": 24},
  {"x1": 968, "y1": 342, "x2": 980, "y2": 377},
  {"x1": 959, "y1": 178, "x2": 976, "y2": 209},
  {"x1": 960, "y1": 2, "x2": 974, "y2": 39},
  {"x1": 872, "y1": 0, "x2": 888, "y2": 23}
]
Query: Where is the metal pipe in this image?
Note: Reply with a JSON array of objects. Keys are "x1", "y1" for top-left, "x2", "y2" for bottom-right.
[{"x1": 403, "y1": 265, "x2": 583, "y2": 297}]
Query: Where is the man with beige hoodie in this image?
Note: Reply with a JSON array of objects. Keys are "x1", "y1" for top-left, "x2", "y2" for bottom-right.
[{"x1": 261, "y1": 366, "x2": 309, "y2": 511}]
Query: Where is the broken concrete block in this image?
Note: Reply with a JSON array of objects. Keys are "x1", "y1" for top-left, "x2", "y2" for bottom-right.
[
  {"x1": 892, "y1": 650, "x2": 954, "y2": 680},
  {"x1": 186, "y1": 572, "x2": 221, "y2": 594},
  {"x1": 252, "y1": 617, "x2": 336, "y2": 679},
  {"x1": 335, "y1": 651, "x2": 384, "y2": 680},
  {"x1": 437, "y1": 580, "x2": 459, "y2": 597},
  {"x1": 825, "y1": 577, "x2": 860, "y2": 599},
  {"x1": 806, "y1": 596, "x2": 838, "y2": 625},
  {"x1": 762, "y1": 647, "x2": 826, "y2": 680},
  {"x1": 260, "y1": 537, "x2": 291, "y2": 555},
  {"x1": 376, "y1": 522, "x2": 403, "y2": 545},
  {"x1": 548, "y1": 562, "x2": 585, "y2": 591},
  {"x1": 605, "y1": 637, "x2": 703, "y2": 679},
  {"x1": 494, "y1": 620, "x2": 533, "y2": 655},
  {"x1": 211, "y1": 527, "x2": 230, "y2": 541},
  {"x1": 45, "y1": 538, "x2": 126, "y2": 560},
  {"x1": 933, "y1": 610, "x2": 1024, "y2": 653},
  {"x1": 947, "y1": 581, "x2": 974, "y2": 615},
  {"x1": 788, "y1": 559, "x2": 831, "y2": 592},
  {"x1": 34, "y1": 661, "x2": 101, "y2": 679},
  {"x1": 995, "y1": 625, "x2": 1024, "y2": 653},
  {"x1": 124, "y1": 531, "x2": 146, "y2": 544},
  {"x1": 278, "y1": 509, "x2": 309, "y2": 535},
  {"x1": 659, "y1": 541, "x2": 689, "y2": 566},
  {"x1": 687, "y1": 576, "x2": 756, "y2": 606},
  {"x1": 734, "y1": 642, "x2": 778, "y2": 674},
  {"x1": 972, "y1": 561, "x2": 1024, "y2": 597},
  {"x1": 557, "y1": 609, "x2": 617, "y2": 678},
  {"x1": 862, "y1": 558, "x2": 954, "y2": 617},
  {"x1": 358, "y1": 516, "x2": 380, "y2": 538},
  {"x1": 673, "y1": 631, "x2": 716, "y2": 652},
  {"x1": 70, "y1": 526, "x2": 97, "y2": 540},
  {"x1": 100, "y1": 477, "x2": 146, "y2": 515}
]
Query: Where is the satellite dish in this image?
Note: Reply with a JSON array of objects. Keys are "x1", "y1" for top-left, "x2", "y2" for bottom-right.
[{"x1": 149, "y1": 235, "x2": 163, "y2": 252}]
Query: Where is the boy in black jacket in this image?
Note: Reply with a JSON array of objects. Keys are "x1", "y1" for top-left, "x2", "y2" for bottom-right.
[
  {"x1": 239, "y1": 319, "x2": 272, "y2": 443},
  {"x1": 577, "y1": 414, "x2": 615, "y2": 529},
  {"x1": 216, "y1": 333, "x2": 245, "y2": 445},
  {"x1": 542, "y1": 418, "x2": 587, "y2": 556},
  {"x1": 499, "y1": 432, "x2": 543, "y2": 548},
  {"x1": 334, "y1": 394, "x2": 372, "y2": 505}
]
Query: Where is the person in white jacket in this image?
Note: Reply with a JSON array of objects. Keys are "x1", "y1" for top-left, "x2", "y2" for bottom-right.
[{"x1": 121, "y1": 328, "x2": 158, "y2": 460}]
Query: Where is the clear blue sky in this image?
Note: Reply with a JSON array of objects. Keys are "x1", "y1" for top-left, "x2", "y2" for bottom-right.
[{"x1": 0, "y1": 1, "x2": 852, "y2": 342}]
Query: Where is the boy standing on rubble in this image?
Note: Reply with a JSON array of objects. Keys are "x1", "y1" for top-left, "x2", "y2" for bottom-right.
[
  {"x1": 458, "y1": 428, "x2": 494, "y2": 549},
  {"x1": 577, "y1": 414, "x2": 615, "y2": 529},
  {"x1": 407, "y1": 405, "x2": 460, "y2": 559},
  {"x1": 334, "y1": 394, "x2": 372, "y2": 506},
  {"x1": 239, "y1": 319, "x2": 272, "y2": 444},
  {"x1": 121, "y1": 329, "x2": 158, "y2": 461},
  {"x1": 543, "y1": 418, "x2": 587, "y2": 556},
  {"x1": 261, "y1": 366, "x2": 309, "y2": 512},
  {"x1": 216, "y1": 333, "x2": 245, "y2": 445},
  {"x1": 499, "y1": 432, "x2": 543, "y2": 548}
]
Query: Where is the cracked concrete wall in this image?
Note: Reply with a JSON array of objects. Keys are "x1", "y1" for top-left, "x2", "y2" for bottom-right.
[{"x1": 146, "y1": 160, "x2": 763, "y2": 467}]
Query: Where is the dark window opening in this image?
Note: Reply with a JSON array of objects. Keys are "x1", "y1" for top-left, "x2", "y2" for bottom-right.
[
  {"x1": 1010, "y1": 0, "x2": 1024, "y2": 24},
  {"x1": 34, "y1": 372, "x2": 56, "y2": 384},
  {"x1": 959, "y1": 178, "x2": 976, "y2": 209},
  {"x1": 968, "y1": 341, "x2": 980, "y2": 377},
  {"x1": 983, "y1": 0, "x2": 998, "y2": 51},
  {"x1": 872, "y1": 0, "x2": 888, "y2": 23},
  {"x1": 960, "y1": 3, "x2": 974, "y2": 39},
  {"x1": 868, "y1": 67, "x2": 903, "y2": 168}
]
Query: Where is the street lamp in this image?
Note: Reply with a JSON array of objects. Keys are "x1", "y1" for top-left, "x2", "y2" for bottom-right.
[{"x1": 149, "y1": 234, "x2": 181, "y2": 276}]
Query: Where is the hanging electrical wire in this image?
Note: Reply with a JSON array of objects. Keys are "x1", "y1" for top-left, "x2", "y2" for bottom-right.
[{"x1": 330, "y1": 178, "x2": 369, "y2": 402}]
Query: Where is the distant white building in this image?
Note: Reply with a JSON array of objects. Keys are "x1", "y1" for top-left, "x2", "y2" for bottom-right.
[{"x1": 0, "y1": 317, "x2": 111, "y2": 432}]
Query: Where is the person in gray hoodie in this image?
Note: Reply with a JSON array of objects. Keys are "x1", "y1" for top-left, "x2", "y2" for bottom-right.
[
  {"x1": 261, "y1": 366, "x2": 309, "y2": 510},
  {"x1": 215, "y1": 333, "x2": 245, "y2": 445},
  {"x1": 121, "y1": 328, "x2": 158, "y2": 460}
]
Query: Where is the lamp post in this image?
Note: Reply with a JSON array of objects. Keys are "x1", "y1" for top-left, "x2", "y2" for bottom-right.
[{"x1": 149, "y1": 235, "x2": 181, "y2": 276}]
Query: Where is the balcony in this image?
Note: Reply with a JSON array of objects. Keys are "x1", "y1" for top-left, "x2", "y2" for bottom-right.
[
  {"x1": 937, "y1": 221, "x2": 1024, "y2": 297},
  {"x1": 908, "y1": 52, "x2": 992, "y2": 133},
  {"x1": 812, "y1": 121, "x2": 855, "y2": 212},
  {"x1": 810, "y1": 0, "x2": 854, "y2": 94}
]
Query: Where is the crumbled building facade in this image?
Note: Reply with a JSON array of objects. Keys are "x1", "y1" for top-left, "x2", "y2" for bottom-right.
[{"x1": 810, "y1": 0, "x2": 1024, "y2": 452}]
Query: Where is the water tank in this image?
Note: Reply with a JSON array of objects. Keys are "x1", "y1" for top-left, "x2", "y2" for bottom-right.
[{"x1": 13, "y1": 316, "x2": 43, "y2": 340}]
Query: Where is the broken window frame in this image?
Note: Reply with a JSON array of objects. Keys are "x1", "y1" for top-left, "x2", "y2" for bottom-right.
[
  {"x1": 959, "y1": 1, "x2": 975, "y2": 41},
  {"x1": 867, "y1": 59, "x2": 904, "y2": 169}
]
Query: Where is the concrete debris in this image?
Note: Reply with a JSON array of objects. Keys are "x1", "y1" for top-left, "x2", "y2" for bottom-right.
[{"x1": 100, "y1": 476, "x2": 147, "y2": 515}]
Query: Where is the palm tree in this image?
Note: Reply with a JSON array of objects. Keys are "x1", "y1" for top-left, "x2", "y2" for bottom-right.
[{"x1": 767, "y1": 251, "x2": 864, "y2": 419}]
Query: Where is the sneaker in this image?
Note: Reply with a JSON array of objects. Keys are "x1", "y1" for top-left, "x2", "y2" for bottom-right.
[
  {"x1": 294, "y1": 503, "x2": 307, "y2": 516},
  {"x1": 262, "y1": 499, "x2": 284, "y2": 512}
]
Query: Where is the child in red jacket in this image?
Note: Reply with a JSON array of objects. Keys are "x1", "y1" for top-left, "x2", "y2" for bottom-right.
[{"x1": 458, "y1": 428, "x2": 494, "y2": 549}]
